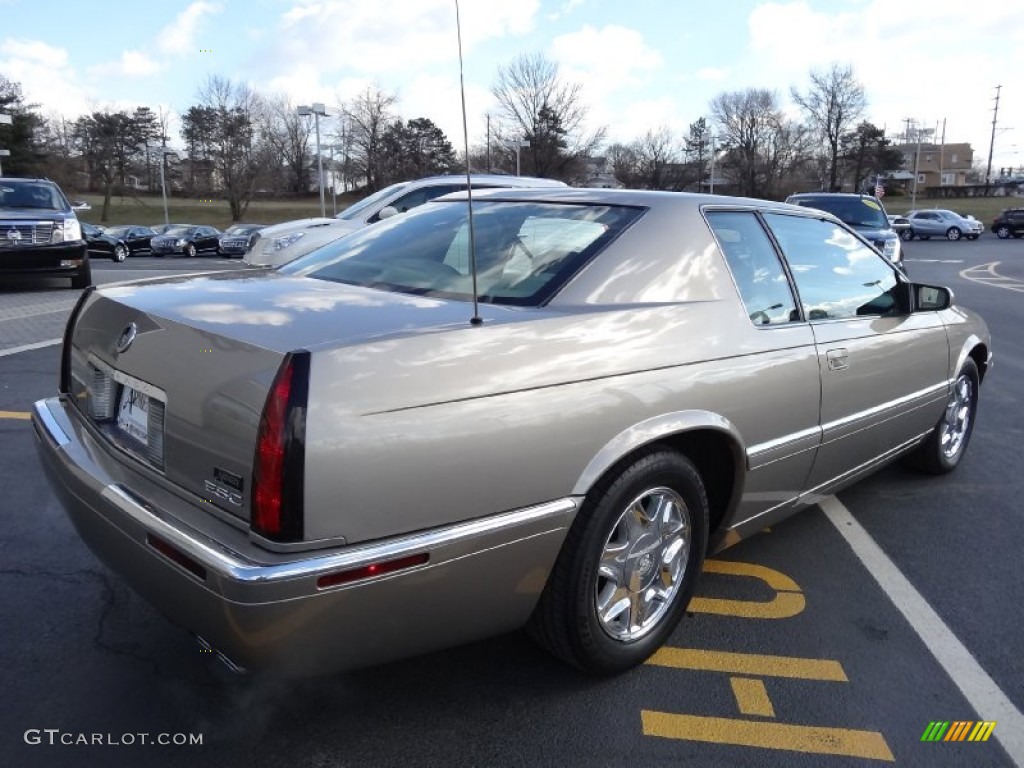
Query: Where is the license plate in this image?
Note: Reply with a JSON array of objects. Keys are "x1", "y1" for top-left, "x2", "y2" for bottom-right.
[{"x1": 117, "y1": 386, "x2": 151, "y2": 444}]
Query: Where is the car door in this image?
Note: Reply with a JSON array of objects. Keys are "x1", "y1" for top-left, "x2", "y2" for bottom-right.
[
  {"x1": 704, "y1": 210, "x2": 822, "y2": 530},
  {"x1": 196, "y1": 227, "x2": 216, "y2": 253},
  {"x1": 763, "y1": 213, "x2": 950, "y2": 495}
]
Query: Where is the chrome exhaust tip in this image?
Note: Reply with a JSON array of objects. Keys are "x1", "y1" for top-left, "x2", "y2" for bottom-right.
[{"x1": 195, "y1": 635, "x2": 247, "y2": 675}]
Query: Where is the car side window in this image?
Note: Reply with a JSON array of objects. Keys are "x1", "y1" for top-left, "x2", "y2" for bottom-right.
[
  {"x1": 764, "y1": 213, "x2": 899, "y2": 321},
  {"x1": 377, "y1": 184, "x2": 464, "y2": 220},
  {"x1": 705, "y1": 211, "x2": 799, "y2": 326}
]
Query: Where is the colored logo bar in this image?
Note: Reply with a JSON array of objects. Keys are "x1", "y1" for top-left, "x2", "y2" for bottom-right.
[{"x1": 921, "y1": 721, "x2": 996, "y2": 742}]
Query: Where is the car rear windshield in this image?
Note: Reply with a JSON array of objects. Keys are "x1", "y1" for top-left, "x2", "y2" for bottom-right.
[
  {"x1": 282, "y1": 200, "x2": 643, "y2": 306},
  {"x1": 0, "y1": 181, "x2": 67, "y2": 210},
  {"x1": 791, "y1": 196, "x2": 888, "y2": 228}
]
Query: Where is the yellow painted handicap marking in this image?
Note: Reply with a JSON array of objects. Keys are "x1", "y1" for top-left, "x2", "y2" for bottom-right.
[
  {"x1": 642, "y1": 712, "x2": 894, "y2": 761},
  {"x1": 689, "y1": 559, "x2": 806, "y2": 619},
  {"x1": 643, "y1": 559, "x2": 893, "y2": 761}
]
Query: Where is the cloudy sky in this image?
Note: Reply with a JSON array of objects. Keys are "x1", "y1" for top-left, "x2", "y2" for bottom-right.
[{"x1": 1, "y1": 0, "x2": 1022, "y2": 169}]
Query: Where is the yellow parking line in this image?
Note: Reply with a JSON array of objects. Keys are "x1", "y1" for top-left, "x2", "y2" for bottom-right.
[
  {"x1": 641, "y1": 711, "x2": 894, "y2": 761},
  {"x1": 730, "y1": 677, "x2": 775, "y2": 717},
  {"x1": 0, "y1": 410, "x2": 31, "y2": 421},
  {"x1": 647, "y1": 648, "x2": 848, "y2": 682}
]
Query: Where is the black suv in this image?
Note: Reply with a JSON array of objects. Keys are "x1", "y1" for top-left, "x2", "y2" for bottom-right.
[
  {"x1": 992, "y1": 208, "x2": 1024, "y2": 239},
  {"x1": 0, "y1": 177, "x2": 90, "y2": 288},
  {"x1": 784, "y1": 192, "x2": 903, "y2": 264}
]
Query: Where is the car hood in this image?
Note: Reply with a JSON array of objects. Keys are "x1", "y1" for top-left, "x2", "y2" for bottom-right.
[
  {"x1": 95, "y1": 269, "x2": 543, "y2": 353},
  {"x1": 845, "y1": 224, "x2": 897, "y2": 240},
  {"x1": 258, "y1": 217, "x2": 339, "y2": 238}
]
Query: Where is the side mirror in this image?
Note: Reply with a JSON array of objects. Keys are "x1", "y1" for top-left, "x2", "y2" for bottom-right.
[
  {"x1": 914, "y1": 283, "x2": 952, "y2": 312},
  {"x1": 377, "y1": 206, "x2": 399, "y2": 220}
]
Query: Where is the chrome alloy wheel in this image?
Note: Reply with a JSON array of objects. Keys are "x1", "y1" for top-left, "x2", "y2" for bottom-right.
[
  {"x1": 595, "y1": 486, "x2": 691, "y2": 642},
  {"x1": 940, "y1": 373, "x2": 974, "y2": 459}
]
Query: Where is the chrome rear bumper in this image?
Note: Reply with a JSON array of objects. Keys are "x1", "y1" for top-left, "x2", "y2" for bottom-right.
[{"x1": 33, "y1": 397, "x2": 576, "y2": 674}]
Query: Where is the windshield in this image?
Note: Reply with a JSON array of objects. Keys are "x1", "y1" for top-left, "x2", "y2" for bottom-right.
[
  {"x1": 0, "y1": 182, "x2": 67, "y2": 210},
  {"x1": 283, "y1": 200, "x2": 643, "y2": 306},
  {"x1": 335, "y1": 182, "x2": 411, "y2": 221},
  {"x1": 163, "y1": 226, "x2": 193, "y2": 236},
  {"x1": 105, "y1": 226, "x2": 130, "y2": 236},
  {"x1": 791, "y1": 196, "x2": 888, "y2": 229}
]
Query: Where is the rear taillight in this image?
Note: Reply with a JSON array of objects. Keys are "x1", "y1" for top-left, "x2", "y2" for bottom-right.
[
  {"x1": 252, "y1": 351, "x2": 309, "y2": 542},
  {"x1": 60, "y1": 286, "x2": 94, "y2": 394}
]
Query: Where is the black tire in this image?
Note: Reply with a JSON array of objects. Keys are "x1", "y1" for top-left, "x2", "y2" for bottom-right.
[
  {"x1": 900, "y1": 228, "x2": 915, "y2": 241},
  {"x1": 946, "y1": 227, "x2": 962, "y2": 241},
  {"x1": 527, "y1": 448, "x2": 709, "y2": 674},
  {"x1": 995, "y1": 225, "x2": 1010, "y2": 239},
  {"x1": 184, "y1": 243, "x2": 197, "y2": 258},
  {"x1": 70, "y1": 260, "x2": 92, "y2": 290},
  {"x1": 904, "y1": 358, "x2": 979, "y2": 475},
  {"x1": 112, "y1": 243, "x2": 127, "y2": 262}
]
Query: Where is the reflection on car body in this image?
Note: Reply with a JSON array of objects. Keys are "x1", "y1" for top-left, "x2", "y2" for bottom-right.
[{"x1": 34, "y1": 188, "x2": 990, "y2": 677}]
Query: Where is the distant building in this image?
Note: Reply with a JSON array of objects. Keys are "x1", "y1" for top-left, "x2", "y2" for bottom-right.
[
  {"x1": 891, "y1": 142, "x2": 973, "y2": 188},
  {"x1": 578, "y1": 156, "x2": 622, "y2": 189}
]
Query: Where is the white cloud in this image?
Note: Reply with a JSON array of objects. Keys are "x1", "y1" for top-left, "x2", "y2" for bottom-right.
[
  {"x1": 90, "y1": 49, "x2": 164, "y2": 79},
  {"x1": 696, "y1": 67, "x2": 728, "y2": 82},
  {"x1": 254, "y1": 0, "x2": 537, "y2": 95},
  {"x1": 0, "y1": 38, "x2": 91, "y2": 115},
  {"x1": 156, "y1": 1, "x2": 224, "y2": 57},
  {"x1": 745, "y1": 1, "x2": 1024, "y2": 164}
]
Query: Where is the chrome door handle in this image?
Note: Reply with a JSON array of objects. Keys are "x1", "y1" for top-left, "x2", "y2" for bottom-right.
[{"x1": 826, "y1": 348, "x2": 848, "y2": 371}]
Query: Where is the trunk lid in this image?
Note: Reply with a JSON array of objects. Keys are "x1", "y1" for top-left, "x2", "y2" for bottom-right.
[{"x1": 65, "y1": 270, "x2": 507, "y2": 524}]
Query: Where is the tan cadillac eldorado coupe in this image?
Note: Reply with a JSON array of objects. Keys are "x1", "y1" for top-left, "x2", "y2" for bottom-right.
[{"x1": 33, "y1": 188, "x2": 990, "y2": 676}]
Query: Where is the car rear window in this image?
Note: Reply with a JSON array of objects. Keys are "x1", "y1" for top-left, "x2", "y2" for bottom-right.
[{"x1": 282, "y1": 200, "x2": 643, "y2": 306}]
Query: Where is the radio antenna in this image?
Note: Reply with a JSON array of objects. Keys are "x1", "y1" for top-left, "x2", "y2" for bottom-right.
[{"x1": 454, "y1": 0, "x2": 482, "y2": 326}]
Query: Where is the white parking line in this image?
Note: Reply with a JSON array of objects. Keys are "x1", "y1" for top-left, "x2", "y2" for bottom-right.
[
  {"x1": 820, "y1": 495, "x2": 1024, "y2": 766},
  {"x1": 960, "y1": 261, "x2": 1024, "y2": 292},
  {"x1": 0, "y1": 339, "x2": 61, "y2": 357}
]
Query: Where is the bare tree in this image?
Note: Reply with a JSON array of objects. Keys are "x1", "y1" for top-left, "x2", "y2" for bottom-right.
[
  {"x1": 191, "y1": 75, "x2": 268, "y2": 220},
  {"x1": 791, "y1": 63, "x2": 866, "y2": 192},
  {"x1": 628, "y1": 127, "x2": 683, "y2": 189},
  {"x1": 260, "y1": 94, "x2": 314, "y2": 196},
  {"x1": 710, "y1": 88, "x2": 790, "y2": 198},
  {"x1": 340, "y1": 84, "x2": 398, "y2": 192},
  {"x1": 491, "y1": 53, "x2": 605, "y2": 179}
]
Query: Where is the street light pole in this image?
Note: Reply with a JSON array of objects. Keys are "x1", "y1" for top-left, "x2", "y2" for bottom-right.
[
  {"x1": 298, "y1": 103, "x2": 328, "y2": 218},
  {"x1": 507, "y1": 139, "x2": 530, "y2": 176},
  {"x1": 159, "y1": 151, "x2": 177, "y2": 228}
]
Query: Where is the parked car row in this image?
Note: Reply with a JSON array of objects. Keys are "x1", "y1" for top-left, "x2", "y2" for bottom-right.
[{"x1": 81, "y1": 222, "x2": 268, "y2": 260}]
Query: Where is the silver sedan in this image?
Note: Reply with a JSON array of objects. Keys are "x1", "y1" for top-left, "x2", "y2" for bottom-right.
[{"x1": 34, "y1": 188, "x2": 990, "y2": 676}]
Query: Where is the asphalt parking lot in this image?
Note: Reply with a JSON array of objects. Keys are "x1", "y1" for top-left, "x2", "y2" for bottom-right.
[{"x1": 1, "y1": 239, "x2": 1022, "y2": 767}]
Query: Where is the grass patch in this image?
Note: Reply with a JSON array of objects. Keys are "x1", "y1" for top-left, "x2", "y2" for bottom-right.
[
  {"x1": 75, "y1": 192, "x2": 360, "y2": 229},
  {"x1": 881, "y1": 194, "x2": 1022, "y2": 221}
]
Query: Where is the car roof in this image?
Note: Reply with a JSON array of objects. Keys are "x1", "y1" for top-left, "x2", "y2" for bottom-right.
[
  {"x1": 435, "y1": 186, "x2": 810, "y2": 214},
  {"x1": 406, "y1": 173, "x2": 567, "y2": 189}
]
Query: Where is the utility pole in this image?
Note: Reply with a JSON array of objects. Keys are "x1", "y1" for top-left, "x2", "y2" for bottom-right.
[
  {"x1": 985, "y1": 85, "x2": 1001, "y2": 193},
  {"x1": 485, "y1": 113, "x2": 490, "y2": 172}
]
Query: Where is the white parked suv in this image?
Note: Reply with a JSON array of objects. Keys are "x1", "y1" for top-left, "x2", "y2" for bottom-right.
[{"x1": 245, "y1": 174, "x2": 567, "y2": 268}]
